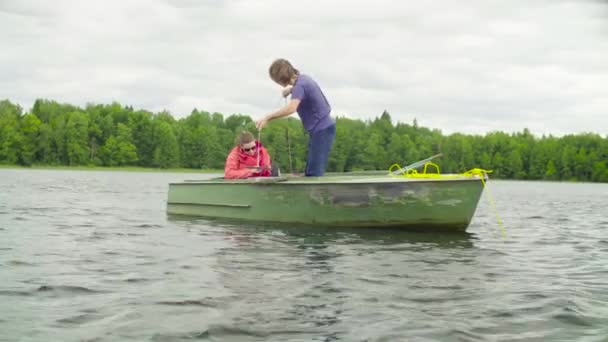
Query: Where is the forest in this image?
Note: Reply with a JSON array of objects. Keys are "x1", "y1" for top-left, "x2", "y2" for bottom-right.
[{"x1": 1, "y1": 99, "x2": 607, "y2": 182}]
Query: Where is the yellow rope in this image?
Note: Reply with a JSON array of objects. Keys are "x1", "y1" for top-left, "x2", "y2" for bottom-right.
[{"x1": 388, "y1": 163, "x2": 506, "y2": 237}]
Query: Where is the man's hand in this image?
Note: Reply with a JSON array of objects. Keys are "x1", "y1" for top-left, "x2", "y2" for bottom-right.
[
  {"x1": 282, "y1": 85, "x2": 293, "y2": 98},
  {"x1": 255, "y1": 116, "x2": 269, "y2": 130}
]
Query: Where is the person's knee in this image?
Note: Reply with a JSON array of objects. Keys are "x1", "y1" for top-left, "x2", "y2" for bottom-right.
[{"x1": 305, "y1": 126, "x2": 335, "y2": 176}]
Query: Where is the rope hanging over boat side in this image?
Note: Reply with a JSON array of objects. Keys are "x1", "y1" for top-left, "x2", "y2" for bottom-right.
[
  {"x1": 388, "y1": 162, "x2": 506, "y2": 237},
  {"x1": 464, "y1": 169, "x2": 506, "y2": 238}
]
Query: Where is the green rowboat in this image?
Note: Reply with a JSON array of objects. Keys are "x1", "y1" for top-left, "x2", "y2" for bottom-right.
[{"x1": 166, "y1": 174, "x2": 485, "y2": 231}]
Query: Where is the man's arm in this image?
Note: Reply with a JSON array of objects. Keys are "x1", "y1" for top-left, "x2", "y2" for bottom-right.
[{"x1": 256, "y1": 99, "x2": 300, "y2": 129}]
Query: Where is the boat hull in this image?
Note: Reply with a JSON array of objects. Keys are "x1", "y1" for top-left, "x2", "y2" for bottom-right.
[{"x1": 167, "y1": 176, "x2": 484, "y2": 231}]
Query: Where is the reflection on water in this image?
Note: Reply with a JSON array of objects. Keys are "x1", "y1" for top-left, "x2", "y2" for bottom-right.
[
  {"x1": 163, "y1": 219, "x2": 484, "y2": 341},
  {"x1": 168, "y1": 216, "x2": 476, "y2": 248}
]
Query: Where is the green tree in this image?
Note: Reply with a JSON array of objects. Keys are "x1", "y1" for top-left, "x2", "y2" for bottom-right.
[
  {"x1": 504, "y1": 149, "x2": 525, "y2": 178},
  {"x1": 128, "y1": 110, "x2": 155, "y2": 167},
  {"x1": 0, "y1": 98, "x2": 606, "y2": 183},
  {"x1": 65, "y1": 111, "x2": 90, "y2": 165},
  {"x1": 560, "y1": 145, "x2": 576, "y2": 181},
  {"x1": 99, "y1": 124, "x2": 138, "y2": 166},
  {"x1": 545, "y1": 160, "x2": 558, "y2": 180},
  {"x1": 153, "y1": 121, "x2": 179, "y2": 168},
  {"x1": 49, "y1": 113, "x2": 69, "y2": 164},
  {"x1": 224, "y1": 114, "x2": 253, "y2": 133},
  {"x1": 591, "y1": 161, "x2": 608, "y2": 182},
  {"x1": 362, "y1": 132, "x2": 384, "y2": 170},
  {"x1": 0, "y1": 100, "x2": 23, "y2": 164},
  {"x1": 19, "y1": 113, "x2": 42, "y2": 166}
]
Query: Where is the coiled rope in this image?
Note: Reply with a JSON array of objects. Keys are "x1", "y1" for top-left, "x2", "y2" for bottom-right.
[{"x1": 389, "y1": 162, "x2": 506, "y2": 237}]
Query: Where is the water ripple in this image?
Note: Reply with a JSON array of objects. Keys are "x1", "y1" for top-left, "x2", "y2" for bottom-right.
[
  {"x1": 36, "y1": 285, "x2": 107, "y2": 295},
  {"x1": 2, "y1": 172, "x2": 608, "y2": 341},
  {"x1": 155, "y1": 299, "x2": 220, "y2": 308}
]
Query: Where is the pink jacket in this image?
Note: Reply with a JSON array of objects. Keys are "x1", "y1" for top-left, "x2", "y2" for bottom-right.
[{"x1": 224, "y1": 141, "x2": 272, "y2": 179}]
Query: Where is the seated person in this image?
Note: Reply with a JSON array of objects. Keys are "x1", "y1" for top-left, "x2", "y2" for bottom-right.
[{"x1": 224, "y1": 131, "x2": 272, "y2": 179}]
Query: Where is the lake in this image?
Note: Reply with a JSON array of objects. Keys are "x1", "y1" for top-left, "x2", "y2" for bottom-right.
[{"x1": 1, "y1": 169, "x2": 607, "y2": 341}]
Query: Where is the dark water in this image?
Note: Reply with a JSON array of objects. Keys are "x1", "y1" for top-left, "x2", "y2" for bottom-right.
[{"x1": 1, "y1": 169, "x2": 607, "y2": 342}]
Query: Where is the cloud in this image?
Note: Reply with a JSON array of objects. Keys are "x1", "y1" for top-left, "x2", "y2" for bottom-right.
[{"x1": 1, "y1": 0, "x2": 607, "y2": 136}]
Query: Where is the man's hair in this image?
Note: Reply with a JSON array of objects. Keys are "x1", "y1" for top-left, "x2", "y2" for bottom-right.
[
  {"x1": 269, "y1": 58, "x2": 299, "y2": 85},
  {"x1": 236, "y1": 131, "x2": 255, "y2": 146}
]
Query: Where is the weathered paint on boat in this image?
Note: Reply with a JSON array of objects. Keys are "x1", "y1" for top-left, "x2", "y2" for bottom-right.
[{"x1": 166, "y1": 175, "x2": 485, "y2": 231}]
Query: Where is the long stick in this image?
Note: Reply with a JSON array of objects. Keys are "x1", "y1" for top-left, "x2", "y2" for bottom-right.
[
  {"x1": 286, "y1": 126, "x2": 294, "y2": 173},
  {"x1": 256, "y1": 130, "x2": 261, "y2": 167},
  {"x1": 390, "y1": 153, "x2": 443, "y2": 175},
  {"x1": 283, "y1": 97, "x2": 294, "y2": 174}
]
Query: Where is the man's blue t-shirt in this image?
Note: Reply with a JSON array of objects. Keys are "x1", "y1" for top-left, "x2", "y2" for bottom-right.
[{"x1": 290, "y1": 74, "x2": 334, "y2": 133}]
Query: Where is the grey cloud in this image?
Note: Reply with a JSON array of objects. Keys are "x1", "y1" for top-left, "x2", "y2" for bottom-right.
[{"x1": 1, "y1": 0, "x2": 606, "y2": 136}]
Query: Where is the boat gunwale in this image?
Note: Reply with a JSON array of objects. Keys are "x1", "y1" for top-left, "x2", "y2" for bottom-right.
[{"x1": 168, "y1": 176, "x2": 486, "y2": 186}]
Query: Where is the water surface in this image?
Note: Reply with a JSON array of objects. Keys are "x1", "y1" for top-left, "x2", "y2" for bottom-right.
[{"x1": 1, "y1": 169, "x2": 607, "y2": 341}]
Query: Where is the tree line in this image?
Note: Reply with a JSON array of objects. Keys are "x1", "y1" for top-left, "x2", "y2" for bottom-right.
[{"x1": 0, "y1": 99, "x2": 607, "y2": 182}]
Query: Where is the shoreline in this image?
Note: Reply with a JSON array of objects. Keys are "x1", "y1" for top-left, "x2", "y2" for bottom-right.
[
  {"x1": 0, "y1": 164, "x2": 222, "y2": 174},
  {"x1": 1, "y1": 165, "x2": 601, "y2": 183}
]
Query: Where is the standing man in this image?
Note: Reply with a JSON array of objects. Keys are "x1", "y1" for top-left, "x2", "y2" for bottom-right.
[{"x1": 256, "y1": 58, "x2": 336, "y2": 176}]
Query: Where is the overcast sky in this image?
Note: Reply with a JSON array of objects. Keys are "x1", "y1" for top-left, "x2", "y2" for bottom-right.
[{"x1": 1, "y1": 0, "x2": 607, "y2": 136}]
